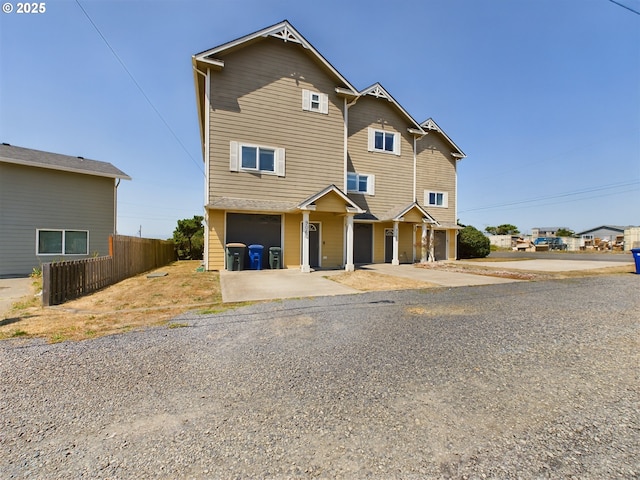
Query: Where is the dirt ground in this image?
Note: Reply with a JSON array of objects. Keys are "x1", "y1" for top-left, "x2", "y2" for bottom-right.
[{"x1": 0, "y1": 261, "x2": 222, "y2": 343}]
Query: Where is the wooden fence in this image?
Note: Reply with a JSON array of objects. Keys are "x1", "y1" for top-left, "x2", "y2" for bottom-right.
[{"x1": 42, "y1": 235, "x2": 176, "y2": 306}]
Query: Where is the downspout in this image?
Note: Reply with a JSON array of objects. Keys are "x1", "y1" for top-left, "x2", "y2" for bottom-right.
[
  {"x1": 204, "y1": 68, "x2": 211, "y2": 270},
  {"x1": 413, "y1": 136, "x2": 417, "y2": 202},
  {"x1": 114, "y1": 178, "x2": 121, "y2": 236}
]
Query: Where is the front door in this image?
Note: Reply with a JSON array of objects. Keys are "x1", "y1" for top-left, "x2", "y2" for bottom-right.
[
  {"x1": 384, "y1": 228, "x2": 393, "y2": 263},
  {"x1": 309, "y1": 223, "x2": 320, "y2": 267},
  {"x1": 354, "y1": 223, "x2": 373, "y2": 264}
]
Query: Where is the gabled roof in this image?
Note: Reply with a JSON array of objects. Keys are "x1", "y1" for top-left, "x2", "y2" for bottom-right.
[
  {"x1": 0, "y1": 144, "x2": 131, "y2": 180},
  {"x1": 193, "y1": 20, "x2": 358, "y2": 94},
  {"x1": 360, "y1": 83, "x2": 424, "y2": 133},
  {"x1": 576, "y1": 225, "x2": 629, "y2": 235},
  {"x1": 297, "y1": 184, "x2": 364, "y2": 214},
  {"x1": 420, "y1": 118, "x2": 466, "y2": 159},
  {"x1": 380, "y1": 202, "x2": 438, "y2": 224}
]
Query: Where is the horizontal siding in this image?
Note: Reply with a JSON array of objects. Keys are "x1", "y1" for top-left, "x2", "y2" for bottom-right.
[
  {"x1": 0, "y1": 163, "x2": 114, "y2": 276},
  {"x1": 207, "y1": 210, "x2": 225, "y2": 270},
  {"x1": 209, "y1": 38, "x2": 344, "y2": 203},
  {"x1": 416, "y1": 133, "x2": 457, "y2": 224},
  {"x1": 347, "y1": 96, "x2": 414, "y2": 219}
]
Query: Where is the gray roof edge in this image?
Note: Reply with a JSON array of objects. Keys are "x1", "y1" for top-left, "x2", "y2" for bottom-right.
[{"x1": 0, "y1": 145, "x2": 131, "y2": 180}]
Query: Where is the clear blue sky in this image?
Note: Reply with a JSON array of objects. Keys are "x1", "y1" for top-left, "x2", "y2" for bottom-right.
[{"x1": 1, "y1": 0, "x2": 639, "y2": 238}]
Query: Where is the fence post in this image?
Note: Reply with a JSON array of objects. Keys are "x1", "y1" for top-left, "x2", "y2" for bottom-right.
[{"x1": 42, "y1": 263, "x2": 51, "y2": 307}]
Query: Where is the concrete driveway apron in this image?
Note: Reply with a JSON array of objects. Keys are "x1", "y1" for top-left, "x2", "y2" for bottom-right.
[
  {"x1": 220, "y1": 269, "x2": 359, "y2": 303},
  {"x1": 0, "y1": 277, "x2": 33, "y2": 319}
]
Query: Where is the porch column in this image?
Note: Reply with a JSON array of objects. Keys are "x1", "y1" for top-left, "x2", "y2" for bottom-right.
[
  {"x1": 421, "y1": 220, "x2": 428, "y2": 263},
  {"x1": 392, "y1": 220, "x2": 400, "y2": 265},
  {"x1": 345, "y1": 213, "x2": 354, "y2": 271},
  {"x1": 301, "y1": 211, "x2": 311, "y2": 273},
  {"x1": 429, "y1": 226, "x2": 435, "y2": 262}
]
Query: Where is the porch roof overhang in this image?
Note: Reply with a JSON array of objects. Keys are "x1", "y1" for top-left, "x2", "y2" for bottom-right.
[
  {"x1": 297, "y1": 184, "x2": 365, "y2": 214},
  {"x1": 206, "y1": 197, "x2": 299, "y2": 213},
  {"x1": 380, "y1": 202, "x2": 439, "y2": 225}
]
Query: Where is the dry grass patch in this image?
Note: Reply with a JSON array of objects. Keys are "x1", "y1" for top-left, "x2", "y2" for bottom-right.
[
  {"x1": 0, "y1": 261, "x2": 223, "y2": 343},
  {"x1": 327, "y1": 270, "x2": 438, "y2": 291}
]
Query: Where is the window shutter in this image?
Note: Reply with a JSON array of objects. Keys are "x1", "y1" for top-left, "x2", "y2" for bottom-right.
[
  {"x1": 302, "y1": 89, "x2": 310, "y2": 111},
  {"x1": 321, "y1": 93, "x2": 329, "y2": 114},
  {"x1": 394, "y1": 133, "x2": 401, "y2": 156},
  {"x1": 367, "y1": 174, "x2": 375, "y2": 195},
  {"x1": 442, "y1": 192, "x2": 449, "y2": 208},
  {"x1": 276, "y1": 148, "x2": 286, "y2": 177},
  {"x1": 367, "y1": 128, "x2": 374, "y2": 151},
  {"x1": 229, "y1": 141, "x2": 239, "y2": 172}
]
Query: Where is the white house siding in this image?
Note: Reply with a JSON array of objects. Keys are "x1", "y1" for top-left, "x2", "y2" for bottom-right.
[{"x1": 0, "y1": 163, "x2": 115, "y2": 276}]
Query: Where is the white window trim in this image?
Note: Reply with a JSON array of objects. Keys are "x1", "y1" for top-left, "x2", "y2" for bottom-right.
[
  {"x1": 36, "y1": 229, "x2": 90, "y2": 256},
  {"x1": 368, "y1": 127, "x2": 401, "y2": 156},
  {"x1": 302, "y1": 89, "x2": 329, "y2": 114},
  {"x1": 347, "y1": 172, "x2": 375, "y2": 195},
  {"x1": 425, "y1": 190, "x2": 449, "y2": 208},
  {"x1": 230, "y1": 141, "x2": 285, "y2": 177}
]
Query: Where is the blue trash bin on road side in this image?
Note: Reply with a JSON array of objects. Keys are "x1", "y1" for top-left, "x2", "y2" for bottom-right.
[
  {"x1": 632, "y1": 248, "x2": 640, "y2": 274},
  {"x1": 248, "y1": 244, "x2": 264, "y2": 270}
]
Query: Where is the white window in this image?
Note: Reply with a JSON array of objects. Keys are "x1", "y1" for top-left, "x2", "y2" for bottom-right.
[
  {"x1": 37, "y1": 229, "x2": 89, "y2": 255},
  {"x1": 368, "y1": 128, "x2": 400, "y2": 155},
  {"x1": 229, "y1": 141, "x2": 285, "y2": 176},
  {"x1": 425, "y1": 191, "x2": 448, "y2": 208},
  {"x1": 302, "y1": 89, "x2": 329, "y2": 114},
  {"x1": 347, "y1": 172, "x2": 375, "y2": 195}
]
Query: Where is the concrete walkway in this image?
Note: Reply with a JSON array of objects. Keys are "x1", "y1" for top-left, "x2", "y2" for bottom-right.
[{"x1": 0, "y1": 277, "x2": 33, "y2": 320}]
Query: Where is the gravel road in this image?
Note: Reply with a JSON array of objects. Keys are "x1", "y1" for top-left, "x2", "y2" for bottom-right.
[{"x1": 1, "y1": 275, "x2": 638, "y2": 479}]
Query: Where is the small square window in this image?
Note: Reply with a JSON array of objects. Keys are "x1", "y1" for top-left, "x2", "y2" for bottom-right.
[
  {"x1": 426, "y1": 191, "x2": 448, "y2": 208},
  {"x1": 347, "y1": 172, "x2": 374, "y2": 195},
  {"x1": 302, "y1": 89, "x2": 328, "y2": 114}
]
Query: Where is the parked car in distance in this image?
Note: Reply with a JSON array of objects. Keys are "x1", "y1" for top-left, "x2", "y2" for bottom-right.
[{"x1": 533, "y1": 237, "x2": 568, "y2": 251}]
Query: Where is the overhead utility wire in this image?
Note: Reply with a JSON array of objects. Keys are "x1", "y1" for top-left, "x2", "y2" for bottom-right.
[
  {"x1": 607, "y1": 0, "x2": 640, "y2": 15},
  {"x1": 74, "y1": 0, "x2": 204, "y2": 176},
  {"x1": 458, "y1": 180, "x2": 640, "y2": 213}
]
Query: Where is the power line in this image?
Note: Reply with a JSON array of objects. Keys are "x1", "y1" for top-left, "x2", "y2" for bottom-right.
[
  {"x1": 74, "y1": 0, "x2": 204, "y2": 176},
  {"x1": 607, "y1": 0, "x2": 640, "y2": 15},
  {"x1": 459, "y1": 180, "x2": 640, "y2": 213}
]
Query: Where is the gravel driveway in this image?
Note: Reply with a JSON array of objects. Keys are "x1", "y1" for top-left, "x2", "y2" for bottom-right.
[{"x1": 1, "y1": 276, "x2": 638, "y2": 478}]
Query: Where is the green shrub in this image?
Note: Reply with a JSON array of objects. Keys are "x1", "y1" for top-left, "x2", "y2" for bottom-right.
[{"x1": 458, "y1": 225, "x2": 490, "y2": 259}]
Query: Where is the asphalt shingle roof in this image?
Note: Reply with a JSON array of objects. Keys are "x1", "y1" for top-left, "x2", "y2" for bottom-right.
[{"x1": 0, "y1": 143, "x2": 131, "y2": 180}]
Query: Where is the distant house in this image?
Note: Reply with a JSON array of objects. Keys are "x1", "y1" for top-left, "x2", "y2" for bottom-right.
[
  {"x1": 192, "y1": 21, "x2": 466, "y2": 272},
  {"x1": 0, "y1": 144, "x2": 130, "y2": 277},
  {"x1": 531, "y1": 227, "x2": 561, "y2": 238},
  {"x1": 576, "y1": 225, "x2": 627, "y2": 250}
]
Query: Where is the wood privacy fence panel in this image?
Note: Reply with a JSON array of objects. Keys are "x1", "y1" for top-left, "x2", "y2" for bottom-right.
[{"x1": 42, "y1": 235, "x2": 175, "y2": 306}]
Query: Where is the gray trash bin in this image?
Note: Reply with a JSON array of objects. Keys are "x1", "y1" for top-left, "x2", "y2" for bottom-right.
[
  {"x1": 269, "y1": 246, "x2": 282, "y2": 269},
  {"x1": 225, "y1": 243, "x2": 246, "y2": 271}
]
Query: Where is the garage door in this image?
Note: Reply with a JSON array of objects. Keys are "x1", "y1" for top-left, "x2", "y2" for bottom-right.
[{"x1": 226, "y1": 213, "x2": 281, "y2": 269}]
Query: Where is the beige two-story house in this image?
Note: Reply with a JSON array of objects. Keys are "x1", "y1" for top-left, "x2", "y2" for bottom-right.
[{"x1": 192, "y1": 21, "x2": 465, "y2": 272}]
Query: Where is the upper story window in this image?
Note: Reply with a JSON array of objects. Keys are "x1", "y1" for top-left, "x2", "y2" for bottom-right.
[
  {"x1": 37, "y1": 229, "x2": 89, "y2": 255},
  {"x1": 230, "y1": 141, "x2": 285, "y2": 176},
  {"x1": 302, "y1": 89, "x2": 329, "y2": 114},
  {"x1": 425, "y1": 190, "x2": 448, "y2": 208},
  {"x1": 347, "y1": 172, "x2": 375, "y2": 195},
  {"x1": 368, "y1": 128, "x2": 401, "y2": 155}
]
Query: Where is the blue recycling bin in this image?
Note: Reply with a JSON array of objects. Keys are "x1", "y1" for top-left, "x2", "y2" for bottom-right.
[
  {"x1": 248, "y1": 244, "x2": 264, "y2": 270},
  {"x1": 632, "y1": 248, "x2": 640, "y2": 274}
]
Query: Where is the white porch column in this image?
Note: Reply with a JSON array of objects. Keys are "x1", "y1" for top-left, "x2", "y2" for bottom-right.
[
  {"x1": 421, "y1": 220, "x2": 428, "y2": 263},
  {"x1": 429, "y1": 226, "x2": 435, "y2": 262},
  {"x1": 301, "y1": 211, "x2": 311, "y2": 273},
  {"x1": 345, "y1": 214, "x2": 354, "y2": 271},
  {"x1": 392, "y1": 220, "x2": 400, "y2": 265}
]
